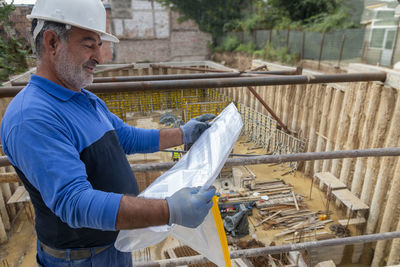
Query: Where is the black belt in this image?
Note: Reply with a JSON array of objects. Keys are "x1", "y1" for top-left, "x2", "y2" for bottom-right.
[{"x1": 40, "y1": 242, "x2": 112, "y2": 261}]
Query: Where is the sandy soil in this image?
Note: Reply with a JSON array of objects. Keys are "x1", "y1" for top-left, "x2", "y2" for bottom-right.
[{"x1": 2, "y1": 115, "x2": 361, "y2": 266}]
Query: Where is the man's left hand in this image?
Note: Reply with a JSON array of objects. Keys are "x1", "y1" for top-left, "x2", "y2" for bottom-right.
[{"x1": 180, "y1": 114, "x2": 216, "y2": 145}]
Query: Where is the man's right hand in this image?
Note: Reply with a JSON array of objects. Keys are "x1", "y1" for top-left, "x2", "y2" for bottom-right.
[{"x1": 166, "y1": 186, "x2": 216, "y2": 228}]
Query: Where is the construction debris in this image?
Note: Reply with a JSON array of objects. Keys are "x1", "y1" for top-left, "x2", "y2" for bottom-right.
[{"x1": 329, "y1": 224, "x2": 350, "y2": 238}]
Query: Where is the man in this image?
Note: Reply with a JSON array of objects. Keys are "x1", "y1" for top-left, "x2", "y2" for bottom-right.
[
  {"x1": 0, "y1": 0, "x2": 215, "y2": 266},
  {"x1": 172, "y1": 147, "x2": 180, "y2": 162}
]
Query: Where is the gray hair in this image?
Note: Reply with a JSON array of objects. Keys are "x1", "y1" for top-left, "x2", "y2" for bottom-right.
[{"x1": 31, "y1": 19, "x2": 72, "y2": 57}]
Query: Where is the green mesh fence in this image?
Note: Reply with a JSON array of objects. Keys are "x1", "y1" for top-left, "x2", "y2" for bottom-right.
[{"x1": 227, "y1": 28, "x2": 366, "y2": 63}]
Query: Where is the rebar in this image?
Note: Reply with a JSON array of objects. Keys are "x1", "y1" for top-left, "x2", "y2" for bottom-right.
[
  {"x1": 1, "y1": 72, "x2": 387, "y2": 98},
  {"x1": 132, "y1": 231, "x2": 400, "y2": 267}
]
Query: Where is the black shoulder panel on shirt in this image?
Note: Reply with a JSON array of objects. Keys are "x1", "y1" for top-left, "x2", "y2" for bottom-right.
[{"x1": 15, "y1": 130, "x2": 139, "y2": 248}]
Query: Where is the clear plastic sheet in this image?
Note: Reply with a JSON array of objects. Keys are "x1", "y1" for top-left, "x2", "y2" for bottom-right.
[{"x1": 115, "y1": 103, "x2": 243, "y2": 266}]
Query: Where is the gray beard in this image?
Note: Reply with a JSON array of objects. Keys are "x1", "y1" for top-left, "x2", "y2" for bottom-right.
[{"x1": 54, "y1": 48, "x2": 93, "y2": 90}]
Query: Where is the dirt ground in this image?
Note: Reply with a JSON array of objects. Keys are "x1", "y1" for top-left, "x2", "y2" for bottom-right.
[{"x1": 2, "y1": 113, "x2": 363, "y2": 266}]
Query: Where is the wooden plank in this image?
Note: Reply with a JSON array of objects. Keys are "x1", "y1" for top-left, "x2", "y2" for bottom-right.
[
  {"x1": 0, "y1": 172, "x2": 20, "y2": 183},
  {"x1": 255, "y1": 210, "x2": 281, "y2": 227},
  {"x1": 7, "y1": 186, "x2": 28, "y2": 204},
  {"x1": 314, "y1": 172, "x2": 347, "y2": 190},
  {"x1": 292, "y1": 191, "x2": 300, "y2": 210},
  {"x1": 338, "y1": 217, "x2": 366, "y2": 226},
  {"x1": 333, "y1": 189, "x2": 369, "y2": 211}
]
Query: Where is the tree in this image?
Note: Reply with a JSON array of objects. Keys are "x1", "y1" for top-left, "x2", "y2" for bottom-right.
[
  {"x1": 267, "y1": 0, "x2": 337, "y2": 22},
  {"x1": 156, "y1": 0, "x2": 248, "y2": 44},
  {"x1": 0, "y1": 1, "x2": 28, "y2": 84}
]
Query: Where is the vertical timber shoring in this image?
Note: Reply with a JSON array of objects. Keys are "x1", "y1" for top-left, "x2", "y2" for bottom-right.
[
  {"x1": 245, "y1": 86, "x2": 251, "y2": 107},
  {"x1": 0, "y1": 168, "x2": 10, "y2": 231},
  {"x1": 261, "y1": 86, "x2": 267, "y2": 115},
  {"x1": 283, "y1": 85, "x2": 296, "y2": 129},
  {"x1": 321, "y1": 88, "x2": 344, "y2": 175},
  {"x1": 386, "y1": 162, "x2": 400, "y2": 265},
  {"x1": 268, "y1": 85, "x2": 276, "y2": 114},
  {"x1": 300, "y1": 84, "x2": 313, "y2": 142},
  {"x1": 276, "y1": 85, "x2": 284, "y2": 119},
  {"x1": 330, "y1": 84, "x2": 355, "y2": 178},
  {"x1": 351, "y1": 82, "x2": 383, "y2": 197},
  {"x1": 367, "y1": 89, "x2": 400, "y2": 237},
  {"x1": 249, "y1": 86, "x2": 256, "y2": 110},
  {"x1": 290, "y1": 84, "x2": 303, "y2": 132},
  {"x1": 0, "y1": 204, "x2": 6, "y2": 243},
  {"x1": 1, "y1": 183, "x2": 15, "y2": 222},
  {"x1": 281, "y1": 85, "x2": 289, "y2": 126},
  {"x1": 313, "y1": 86, "x2": 333, "y2": 173},
  {"x1": 235, "y1": 87, "x2": 239, "y2": 103},
  {"x1": 255, "y1": 86, "x2": 261, "y2": 112},
  {"x1": 299, "y1": 84, "x2": 311, "y2": 137},
  {"x1": 304, "y1": 84, "x2": 324, "y2": 176},
  {"x1": 0, "y1": 98, "x2": 11, "y2": 242},
  {"x1": 360, "y1": 86, "x2": 395, "y2": 205},
  {"x1": 339, "y1": 82, "x2": 368, "y2": 187},
  {"x1": 0, "y1": 184, "x2": 9, "y2": 239},
  {"x1": 372, "y1": 163, "x2": 400, "y2": 266}
]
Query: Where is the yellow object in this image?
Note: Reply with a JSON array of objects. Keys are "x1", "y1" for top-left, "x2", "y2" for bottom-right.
[
  {"x1": 319, "y1": 214, "x2": 328, "y2": 221},
  {"x1": 211, "y1": 196, "x2": 232, "y2": 267}
]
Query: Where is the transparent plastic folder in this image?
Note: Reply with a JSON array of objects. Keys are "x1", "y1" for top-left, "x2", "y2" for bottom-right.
[{"x1": 115, "y1": 103, "x2": 243, "y2": 266}]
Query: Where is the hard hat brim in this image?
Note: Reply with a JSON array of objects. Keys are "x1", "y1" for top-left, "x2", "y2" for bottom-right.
[{"x1": 27, "y1": 15, "x2": 119, "y2": 43}]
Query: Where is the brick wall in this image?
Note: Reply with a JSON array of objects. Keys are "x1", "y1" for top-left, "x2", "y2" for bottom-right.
[{"x1": 109, "y1": 0, "x2": 212, "y2": 63}]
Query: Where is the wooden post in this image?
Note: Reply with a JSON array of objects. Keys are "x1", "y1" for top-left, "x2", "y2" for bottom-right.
[
  {"x1": 313, "y1": 87, "x2": 333, "y2": 174},
  {"x1": 330, "y1": 84, "x2": 354, "y2": 178},
  {"x1": 300, "y1": 84, "x2": 312, "y2": 141},
  {"x1": 304, "y1": 84, "x2": 324, "y2": 176},
  {"x1": 372, "y1": 158, "x2": 400, "y2": 267},
  {"x1": 321, "y1": 89, "x2": 343, "y2": 175},
  {"x1": 339, "y1": 82, "x2": 368, "y2": 186},
  {"x1": 387, "y1": 215, "x2": 400, "y2": 265},
  {"x1": 0, "y1": 187, "x2": 10, "y2": 234},
  {"x1": 366, "y1": 93, "x2": 400, "y2": 235},
  {"x1": 360, "y1": 86, "x2": 395, "y2": 205},
  {"x1": 318, "y1": 32, "x2": 326, "y2": 70},
  {"x1": 337, "y1": 34, "x2": 346, "y2": 68},
  {"x1": 290, "y1": 84, "x2": 302, "y2": 132},
  {"x1": 351, "y1": 83, "x2": 382, "y2": 197}
]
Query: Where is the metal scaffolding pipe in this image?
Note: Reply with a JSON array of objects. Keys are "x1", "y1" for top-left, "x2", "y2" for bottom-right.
[
  {"x1": 0, "y1": 147, "x2": 398, "y2": 170},
  {"x1": 133, "y1": 231, "x2": 400, "y2": 267},
  {"x1": 150, "y1": 64, "x2": 231, "y2": 73},
  {"x1": 1, "y1": 72, "x2": 387, "y2": 98},
  {"x1": 10, "y1": 70, "x2": 302, "y2": 86},
  {"x1": 130, "y1": 147, "x2": 400, "y2": 172}
]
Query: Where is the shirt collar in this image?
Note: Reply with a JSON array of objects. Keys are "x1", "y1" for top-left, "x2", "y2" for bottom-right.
[{"x1": 29, "y1": 75, "x2": 81, "y2": 101}]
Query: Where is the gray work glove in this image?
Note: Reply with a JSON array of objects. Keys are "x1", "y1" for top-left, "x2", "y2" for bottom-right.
[
  {"x1": 166, "y1": 186, "x2": 216, "y2": 228},
  {"x1": 180, "y1": 114, "x2": 216, "y2": 145}
]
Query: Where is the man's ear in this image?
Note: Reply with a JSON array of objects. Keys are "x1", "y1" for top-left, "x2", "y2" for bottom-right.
[{"x1": 42, "y1": 30, "x2": 61, "y2": 56}]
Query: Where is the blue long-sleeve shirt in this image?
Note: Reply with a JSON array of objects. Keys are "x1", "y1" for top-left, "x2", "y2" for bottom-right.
[{"x1": 1, "y1": 75, "x2": 160, "y2": 248}]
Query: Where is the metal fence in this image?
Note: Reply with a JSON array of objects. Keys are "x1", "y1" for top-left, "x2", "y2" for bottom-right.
[{"x1": 225, "y1": 28, "x2": 366, "y2": 66}]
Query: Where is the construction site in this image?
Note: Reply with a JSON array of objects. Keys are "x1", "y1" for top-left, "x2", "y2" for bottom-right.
[{"x1": 0, "y1": 58, "x2": 399, "y2": 267}]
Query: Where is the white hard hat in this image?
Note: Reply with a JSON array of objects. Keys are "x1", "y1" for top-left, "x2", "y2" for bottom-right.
[{"x1": 27, "y1": 0, "x2": 119, "y2": 43}]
